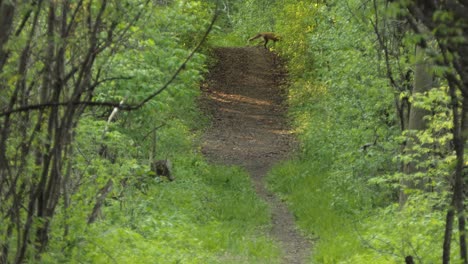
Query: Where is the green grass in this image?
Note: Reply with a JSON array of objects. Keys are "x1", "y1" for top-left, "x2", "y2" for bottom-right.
[
  {"x1": 43, "y1": 154, "x2": 280, "y2": 263},
  {"x1": 267, "y1": 159, "x2": 363, "y2": 263},
  {"x1": 266, "y1": 158, "x2": 458, "y2": 263}
]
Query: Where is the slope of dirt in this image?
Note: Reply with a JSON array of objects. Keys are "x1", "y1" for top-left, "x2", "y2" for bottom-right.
[{"x1": 200, "y1": 47, "x2": 311, "y2": 264}]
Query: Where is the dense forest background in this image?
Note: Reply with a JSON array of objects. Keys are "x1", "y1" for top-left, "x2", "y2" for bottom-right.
[{"x1": 1, "y1": 0, "x2": 467, "y2": 263}]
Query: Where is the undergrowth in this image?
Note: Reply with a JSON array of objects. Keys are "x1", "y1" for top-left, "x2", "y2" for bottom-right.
[
  {"x1": 252, "y1": 0, "x2": 461, "y2": 263},
  {"x1": 267, "y1": 158, "x2": 451, "y2": 263},
  {"x1": 37, "y1": 1, "x2": 281, "y2": 262},
  {"x1": 44, "y1": 153, "x2": 280, "y2": 263}
]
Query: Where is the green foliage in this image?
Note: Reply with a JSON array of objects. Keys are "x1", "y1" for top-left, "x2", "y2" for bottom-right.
[
  {"x1": 45, "y1": 154, "x2": 280, "y2": 263},
  {"x1": 192, "y1": 0, "x2": 467, "y2": 262},
  {"x1": 268, "y1": 158, "x2": 459, "y2": 263},
  {"x1": 224, "y1": 0, "x2": 465, "y2": 263},
  {"x1": 34, "y1": 1, "x2": 281, "y2": 262},
  {"x1": 3, "y1": 0, "x2": 464, "y2": 262},
  {"x1": 273, "y1": 1, "x2": 319, "y2": 75}
]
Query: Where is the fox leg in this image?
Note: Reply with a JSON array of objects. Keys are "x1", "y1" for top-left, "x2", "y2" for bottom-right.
[{"x1": 263, "y1": 37, "x2": 269, "y2": 49}]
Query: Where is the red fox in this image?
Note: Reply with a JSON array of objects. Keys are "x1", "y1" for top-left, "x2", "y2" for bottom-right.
[{"x1": 248, "y1": 32, "x2": 280, "y2": 49}]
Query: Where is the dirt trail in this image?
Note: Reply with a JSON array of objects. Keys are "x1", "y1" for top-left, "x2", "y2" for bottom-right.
[{"x1": 201, "y1": 47, "x2": 310, "y2": 264}]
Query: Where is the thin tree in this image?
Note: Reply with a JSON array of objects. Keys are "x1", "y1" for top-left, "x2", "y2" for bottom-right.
[{"x1": 404, "y1": 1, "x2": 468, "y2": 263}]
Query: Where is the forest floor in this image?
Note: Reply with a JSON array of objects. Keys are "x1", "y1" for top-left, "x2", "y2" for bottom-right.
[{"x1": 200, "y1": 46, "x2": 311, "y2": 264}]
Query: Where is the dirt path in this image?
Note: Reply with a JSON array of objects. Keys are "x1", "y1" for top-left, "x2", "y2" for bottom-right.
[{"x1": 201, "y1": 47, "x2": 310, "y2": 264}]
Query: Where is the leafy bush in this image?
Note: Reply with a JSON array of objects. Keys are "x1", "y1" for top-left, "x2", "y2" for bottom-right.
[
  {"x1": 214, "y1": 0, "x2": 465, "y2": 262},
  {"x1": 37, "y1": 1, "x2": 282, "y2": 262}
]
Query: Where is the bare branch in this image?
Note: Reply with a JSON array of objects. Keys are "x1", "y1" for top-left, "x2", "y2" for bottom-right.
[{"x1": 0, "y1": 0, "x2": 220, "y2": 117}]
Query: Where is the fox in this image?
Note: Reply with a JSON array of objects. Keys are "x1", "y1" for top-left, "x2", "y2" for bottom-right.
[{"x1": 248, "y1": 32, "x2": 280, "y2": 49}]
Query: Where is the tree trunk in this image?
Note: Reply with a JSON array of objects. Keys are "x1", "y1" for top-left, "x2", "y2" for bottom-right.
[
  {"x1": 443, "y1": 199, "x2": 455, "y2": 264},
  {"x1": 399, "y1": 45, "x2": 431, "y2": 206},
  {"x1": 0, "y1": 0, "x2": 15, "y2": 71}
]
